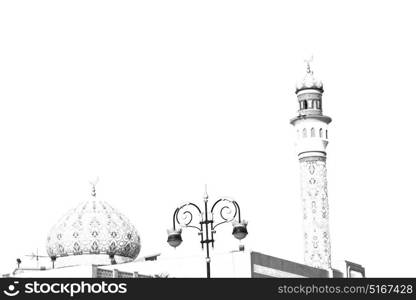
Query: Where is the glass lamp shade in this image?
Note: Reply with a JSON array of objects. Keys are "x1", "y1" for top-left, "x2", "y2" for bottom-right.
[
  {"x1": 232, "y1": 223, "x2": 248, "y2": 240},
  {"x1": 167, "y1": 231, "x2": 183, "y2": 248}
]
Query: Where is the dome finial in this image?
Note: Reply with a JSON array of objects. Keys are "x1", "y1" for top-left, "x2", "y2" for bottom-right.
[
  {"x1": 304, "y1": 55, "x2": 314, "y2": 74},
  {"x1": 89, "y1": 177, "x2": 100, "y2": 197}
]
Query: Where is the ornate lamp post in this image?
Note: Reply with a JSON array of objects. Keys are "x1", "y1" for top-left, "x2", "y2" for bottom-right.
[{"x1": 167, "y1": 187, "x2": 248, "y2": 278}]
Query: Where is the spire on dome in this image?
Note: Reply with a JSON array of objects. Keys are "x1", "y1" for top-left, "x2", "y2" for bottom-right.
[
  {"x1": 89, "y1": 177, "x2": 99, "y2": 197},
  {"x1": 305, "y1": 56, "x2": 313, "y2": 74}
]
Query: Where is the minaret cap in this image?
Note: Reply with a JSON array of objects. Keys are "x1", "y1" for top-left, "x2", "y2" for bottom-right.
[{"x1": 295, "y1": 56, "x2": 324, "y2": 94}]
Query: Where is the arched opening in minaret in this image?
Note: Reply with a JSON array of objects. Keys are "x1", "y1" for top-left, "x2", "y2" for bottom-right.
[
  {"x1": 300, "y1": 100, "x2": 307, "y2": 110},
  {"x1": 319, "y1": 128, "x2": 323, "y2": 138},
  {"x1": 311, "y1": 128, "x2": 315, "y2": 137},
  {"x1": 302, "y1": 128, "x2": 307, "y2": 138},
  {"x1": 326, "y1": 130, "x2": 328, "y2": 139},
  {"x1": 316, "y1": 101, "x2": 321, "y2": 109}
]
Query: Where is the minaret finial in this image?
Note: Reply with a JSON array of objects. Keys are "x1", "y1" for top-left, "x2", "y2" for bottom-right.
[
  {"x1": 304, "y1": 55, "x2": 313, "y2": 74},
  {"x1": 89, "y1": 177, "x2": 100, "y2": 197}
]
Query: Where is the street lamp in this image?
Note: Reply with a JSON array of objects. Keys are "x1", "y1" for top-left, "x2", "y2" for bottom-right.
[{"x1": 167, "y1": 186, "x2": 248, "y2": 278}]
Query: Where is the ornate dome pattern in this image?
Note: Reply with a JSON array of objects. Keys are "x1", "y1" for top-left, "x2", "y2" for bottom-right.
[{"x1": 46, "y1": 196, "x2": 141, "y2": 261}]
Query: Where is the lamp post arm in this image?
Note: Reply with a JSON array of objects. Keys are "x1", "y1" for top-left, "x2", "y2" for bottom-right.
[
  {"x1": 174, "y1": 202, "x2": 203, "y2": 232},
  {"x1": 172, "y1": 208, "x2": 179, "y2": 230},
  {"x1": 210, "y1": 198, "x2": 238, "y2": 230},
  {"x1": 233, "y1": 200, "x2": 242, "y2": 223}
]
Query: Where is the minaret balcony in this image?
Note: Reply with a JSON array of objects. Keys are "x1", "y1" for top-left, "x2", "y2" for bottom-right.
[{"x1": 290, "y1": 114, "x2": 332, "y2": 125}]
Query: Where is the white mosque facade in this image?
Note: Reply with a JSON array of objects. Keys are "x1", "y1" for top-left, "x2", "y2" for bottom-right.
[{"x1": 3, "y1": 63, "x2": 365, "y2": 278}]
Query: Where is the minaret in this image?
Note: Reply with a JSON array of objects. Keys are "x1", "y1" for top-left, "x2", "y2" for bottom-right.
[{"x1": 290, "y1": 58, "x2": 332, "y2": 270}]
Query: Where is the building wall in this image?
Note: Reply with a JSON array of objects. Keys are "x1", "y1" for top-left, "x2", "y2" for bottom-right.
[{"x1": 251, "y1": 251, "x2": 329, "y2": 278}]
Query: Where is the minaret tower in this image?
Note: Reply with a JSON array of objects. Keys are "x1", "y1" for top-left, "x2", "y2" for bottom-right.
[{"x1": 290, "y1": 58, "x2": 332, "y2": 270}]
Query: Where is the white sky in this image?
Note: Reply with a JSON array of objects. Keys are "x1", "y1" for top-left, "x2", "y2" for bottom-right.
[{"x1": 0, "y1": 0, "x2": 415, "y2": 277}]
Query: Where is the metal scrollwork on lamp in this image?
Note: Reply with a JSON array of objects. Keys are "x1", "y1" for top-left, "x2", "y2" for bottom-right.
[{"x1": 167, "y1": 186, "x2": 248, "y2": 278}]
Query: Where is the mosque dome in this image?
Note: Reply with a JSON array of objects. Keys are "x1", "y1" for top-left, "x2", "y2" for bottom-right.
[{"x1": 46, "y1": 183, "x2": 141, "y2": 265}]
